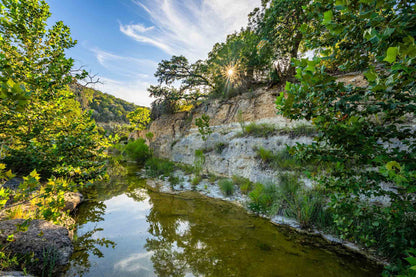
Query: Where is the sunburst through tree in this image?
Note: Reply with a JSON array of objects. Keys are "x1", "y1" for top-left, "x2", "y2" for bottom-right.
[{"x1": 222, "y1": 62, "x2": 241, "y2": 86}]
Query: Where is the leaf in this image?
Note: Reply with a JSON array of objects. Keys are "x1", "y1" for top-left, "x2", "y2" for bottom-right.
[
  {"x1": 323, "y1": 10, "x2": 333, "y2": 25},
  {"x1": 364, "y1": 70, "x2": 377, "y2": 82},
  {"x1": 383, "y1": 47, "x2": 399, "y2": 63}
]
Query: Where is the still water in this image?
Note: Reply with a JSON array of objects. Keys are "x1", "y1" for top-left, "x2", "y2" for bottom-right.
[{"x1": 64, "y1": 171, "x2": 381, "y2": 277}]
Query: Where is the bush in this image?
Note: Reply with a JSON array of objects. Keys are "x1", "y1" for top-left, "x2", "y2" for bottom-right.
[
  {"x1": 218, "y1": 179, "x2": 234, "y2": 196},
  {"x1": 123, "y1": 138, "x2": 151, "y2": 165},
  {"x1": 145, "y1": 158, "x2": 175, "y2": 178}
]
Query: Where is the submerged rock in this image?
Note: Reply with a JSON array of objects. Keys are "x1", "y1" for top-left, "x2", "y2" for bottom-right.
[{"x1": 0, "y1": 219, "x2": 73, "y2": 271}]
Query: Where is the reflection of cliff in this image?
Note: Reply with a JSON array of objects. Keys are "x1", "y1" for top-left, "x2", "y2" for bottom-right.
[{"x1": 145, "y1": 191, "x2": 379, "y2": 277}]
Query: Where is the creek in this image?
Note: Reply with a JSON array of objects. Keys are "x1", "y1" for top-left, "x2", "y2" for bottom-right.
[{"x1": 63, "y1": 168, "x2": 382, "y2": 277}]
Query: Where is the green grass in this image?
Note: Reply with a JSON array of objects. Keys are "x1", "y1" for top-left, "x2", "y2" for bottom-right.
[
  {"x1": 218, "y1": 179, "x2": 234, "y2": 196},
  {"x1": 237, "y1": 122, "x2": 317, "y2": 139},
  {"x1": 231, "y1": 175, "x2": 253, "y2": 194},
  {"x1": 191, "y1": 175, "x2": 202, "y2": 187}
]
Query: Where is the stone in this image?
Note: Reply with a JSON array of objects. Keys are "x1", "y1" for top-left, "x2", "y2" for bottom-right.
[
  {"x1": 2, "y1": 178, "x2": 23, "y2": 191},
  {"x1": 63, "y1": 192, "x2": 84, "y2": 213},
  {"x1": 0, "y1": 219, "x2": 73, "y2": 269}
]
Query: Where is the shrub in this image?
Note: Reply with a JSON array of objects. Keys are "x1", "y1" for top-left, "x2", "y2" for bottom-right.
[
  {"x1": 145, "y1": 158, "x2": 175, "y2": 178},
  {"x1": 218, "y1": 179, "x2": 234, "y2": 196},
  {"x1": 123, "y1": 138, "x2": 151, "y2": 165}
]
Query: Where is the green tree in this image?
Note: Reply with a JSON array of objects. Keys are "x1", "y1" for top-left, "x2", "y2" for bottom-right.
[
  {"x1": 249, "y1": 0, "x2": 311, "y2": 78},
  {"x1": 278, "y1": 0, "x2": 416, "y2": 261},
  {"x1": 0, "y1": 0, "x2": 109, "y2": 180},
  {"x1": 127, "y1": 107, "x2": 151, "y2": 131}
]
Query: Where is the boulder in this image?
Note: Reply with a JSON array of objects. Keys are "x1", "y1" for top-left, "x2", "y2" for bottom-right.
[
  {"x1": 2, "y1": 178, "x2": 23, "y2": 191},
  {"x1": 63, "y1": 192, "x2": 84, "y2": 213},
  {"x1": 0, "y1": 219, "x2": 73, "y2": 270}
]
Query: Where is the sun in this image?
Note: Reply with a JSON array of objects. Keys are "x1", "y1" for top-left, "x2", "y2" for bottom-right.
[{"x1": 222, "y1": 63, "x2": 240, "y2": 85}]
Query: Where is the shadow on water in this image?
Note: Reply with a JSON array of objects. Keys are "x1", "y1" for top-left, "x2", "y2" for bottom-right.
[{"x1": 64, "y1": 168, "x2": 383, "y2": 277}]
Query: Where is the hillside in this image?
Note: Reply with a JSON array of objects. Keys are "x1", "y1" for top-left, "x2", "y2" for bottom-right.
[{"x1": 71, "y1": 84, "x2": 139, "y2": 125}]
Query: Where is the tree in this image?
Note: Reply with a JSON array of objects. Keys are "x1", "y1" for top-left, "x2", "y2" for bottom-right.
[
  {"x1": 149, "y1": 56, "x2": 213, "y2": 119},
  {"x1": 127, "y1": 107, "x2": 151, "y2": 131},
  {"x1": 278, "y1": 0, "x2": 416, "y2": 260},
  {"x1": 249, "y1": 0, "x2": 311, "y2": 78},
  {"x1": 0, "y1": 0, "x2": 109, "y2": 180}
]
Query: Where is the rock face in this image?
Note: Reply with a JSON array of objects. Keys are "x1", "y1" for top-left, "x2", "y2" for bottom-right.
[
  {"x1": 0, "y1": 219, "x2": 73, "y2": 270},
  {"x1": 141, "y1": 86, "x2": 314, "y2": 184}
]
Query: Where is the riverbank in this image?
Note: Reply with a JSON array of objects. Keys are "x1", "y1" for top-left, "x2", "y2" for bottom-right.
[{"x1": 141, "y1": 167, "x2": 387, "y2": 270}]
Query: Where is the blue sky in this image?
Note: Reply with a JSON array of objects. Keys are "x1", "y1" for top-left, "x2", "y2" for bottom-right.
[{"x1": 47, "y1": 0, "x2": 261, "y2": 106}]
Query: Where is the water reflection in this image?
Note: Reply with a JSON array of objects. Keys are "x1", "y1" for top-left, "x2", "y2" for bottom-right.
[
  {"x1": 145, "y1": 192, "x2": 381, "y2": 277},
  {"x1": 64, "y1": 172, "x2": 382, "y2": 277}
]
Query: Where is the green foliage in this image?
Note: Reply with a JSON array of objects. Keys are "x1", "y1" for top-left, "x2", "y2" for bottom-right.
[
  {"x1": 122, "y1": 139, "x2": 151, "y2": 165},
  {"x1": 214, "y1": 142, "x2": 228, "y2": 154},
  {"x1": 279, "y1": 0, "x2": 416, "y2": 260},
  {"x1": 191, "y1": 175, "x2": 202, "y2": 188},
  {"x1": 248, "y1": 183, "x2": 279, "y2": 214},
  {"x1": 218, "y1": 179, "x2": 234, "y2": 196},
  {"x1": 256, "y1": 147, "x2": 274, "y2": 164},
  {"x1": 71, "y1": 85, "x2": 138, "y2": 125},
  {"x1": 127, "y1": 107, "x2": 151, "y2": 131},
  {"x1": 0, "y1": 0, "x2": 110, "y2": 180},
  {"x1": 145, "y1": 158, "x2": 175, "y2": 178},
  {"x1": 244, "y1": 123, "x2": 276, "y2": 138},
  {"x1": 232, "y1": 175, "x2": 253, "y2": 195},
  {"x1": 145, "y1": 132, "x2": 154, "y2": 142},
  {"x1": 195, "y1": 114, "x2": 212, "y2": 141},
  {"x1": 193, "y1": 150, "x2": 205, "y2": 177}
]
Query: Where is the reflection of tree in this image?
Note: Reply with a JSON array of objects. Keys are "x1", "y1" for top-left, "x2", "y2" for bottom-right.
[
  {"x1": 145, "y1": 192, "x2": 381, "y2": 277},
  {"x1": 65, "y1": 173, "x2": 147, "y2": 276},
  {"x1": 144, "y1": 192, "x2": 250, "y2": 277},
  {"x1": 65, "y1": 200, "x2": 116, "y2": 276}
]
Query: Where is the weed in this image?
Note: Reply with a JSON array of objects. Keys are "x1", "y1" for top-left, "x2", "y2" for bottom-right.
[
  {"x1": 41, "y1": 247, "x2": 59, "y2": 277},
  {"x1": 191, "y1": 175, "x2": 202, "y2": 187},
  {"x1": 168, "y1": 175, "x2": 180, "y2": 188},
  {"x1": 248, "y1": 183, "x2": 279, "y2": 214},
  {"x1": 218, "y1": 179, "x2": 234, "y2": 196},
  {"x1": 214, "y1": 142, "x2": 228, "y2": 154},
  {"x1": 208, "y1": 173, "x2": 218, "y2": 183}
]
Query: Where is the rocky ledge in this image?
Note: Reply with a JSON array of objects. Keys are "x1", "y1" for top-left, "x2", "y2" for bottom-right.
[{"x1": 0, "y1": 219, "x2": 73, "y2": 273}]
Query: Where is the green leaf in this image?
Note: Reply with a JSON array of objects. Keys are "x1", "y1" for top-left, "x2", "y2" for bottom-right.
[
  {"x1": 323, "y1": 10, "x2": 333, "y2": 25},
  {"x1": 383, "y1": 47, "x2": 399, "y2": 63}
]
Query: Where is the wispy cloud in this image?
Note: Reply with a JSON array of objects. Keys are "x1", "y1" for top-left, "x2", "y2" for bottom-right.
[
  {"x1": 92, "y1": 76, "x2": 153, "y2": 107},
  {"x1": 92, "y1": 48, "x2": 157, "y2": 78},
  {"x1": 122, "y1": 0, "x2": 261, "y2": 61}
]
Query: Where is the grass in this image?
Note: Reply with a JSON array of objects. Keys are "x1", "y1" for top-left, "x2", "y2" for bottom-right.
[
  {"x1": 231, "y1": 175, "x2": 253, "y2": 194},
  {"x1": 237, "y1": 122, "x2": 317, "y2": 139},
  {"x1": 246, "y1": 173, "x2": 330, "y2": 229},
  {"x1": 218, "y1": 179, "x2": 234, "y2": 196},
  {"x1": 191, "y1": 175, "x2": 202, "y2": 187},
  {"x1": 214, "y1": 142, "x2": 228, "y2": 154}
]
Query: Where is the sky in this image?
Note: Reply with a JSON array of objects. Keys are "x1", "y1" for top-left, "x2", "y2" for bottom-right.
[{"x1": 47, "y1": 0, "x2": 261, "y2": 107}]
